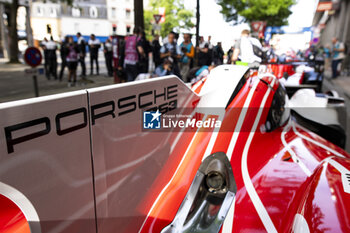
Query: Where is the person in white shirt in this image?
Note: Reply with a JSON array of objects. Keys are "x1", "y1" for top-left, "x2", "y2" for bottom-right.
[
  {"x1": 41, "y1": 38, "x2": 50, "y2": 79},
  {"x1": 45, "y1": 36, "x2": 58, "y2": 80},
  {"x1": 231, "y1": 29, "x2": 262, "y2": 67}
]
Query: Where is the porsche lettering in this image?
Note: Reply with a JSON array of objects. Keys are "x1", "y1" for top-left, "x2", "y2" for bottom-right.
[{"x1": 4, "y1": 85, "x2": 178, "y2": 154}]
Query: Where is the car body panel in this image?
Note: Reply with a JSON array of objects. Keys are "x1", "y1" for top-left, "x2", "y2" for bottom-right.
[
  {"x1": 0, "y1": 91, "x2": 96, "y2": 233},
  {"x1": 86, "y1": 76, "x2": 200, "y2": 233},
  {"x1": 0, "y1": 65, "x2": 349, "y2": 233}
]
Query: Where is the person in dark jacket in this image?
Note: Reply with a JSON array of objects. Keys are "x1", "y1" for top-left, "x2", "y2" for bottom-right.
[
  {"x1": 197, "y1": 36, "x2": 210, "y2": 67},
  {"x1": 213, "y1": 42, "x2": 224, "y2": 65},
  {"x1": 104, "y1": 38, "x2": 113, "y2": 77},
  {"x1": 137, "y1": 29, "x2": 151, "y2": 73},
  {"x1": 76, "y1": 32, "x2": 87, "y2": 78},
  {"x1": 160, "y1": 31, "x2": 181, "y2": 78},
  {"x1": 152, "y1": 34, "x2": 161, "y2": 68},
  {"x1": 59, "y1": 36, "x2": 69, "y2": 81},
  {"x1": 88, "y1": 34, "x2": 101, "y2": 75},
  {"x1": 227, "y1": 46, "x2": 234, "y2": 64}
]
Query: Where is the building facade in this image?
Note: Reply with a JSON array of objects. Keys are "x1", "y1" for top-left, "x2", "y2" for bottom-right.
[
  {"x1": 31, "y1": 2, "x2": 61, "y2": 40},
  {"x1": 30, "y1": 0, "x2": 134, "y2": 42},
  {"x1": 106, "y1": 0, "x2": 134, "y2": 36},
  {"x1": 312, "y1": 0, "x2": 350, "y2": 47}
]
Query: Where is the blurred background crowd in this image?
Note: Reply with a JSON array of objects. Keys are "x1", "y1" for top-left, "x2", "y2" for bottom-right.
[{"x1": 38, "y1": 25, "x2": 348, "y2": 87}]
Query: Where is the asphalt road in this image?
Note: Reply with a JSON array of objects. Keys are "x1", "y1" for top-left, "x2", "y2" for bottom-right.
[
  {"x1": 322, "y1": 71, "x2": 350, "y2": 153},
  {"x1": 0, "y1": 57, "x2": 115, "y2": 103}
]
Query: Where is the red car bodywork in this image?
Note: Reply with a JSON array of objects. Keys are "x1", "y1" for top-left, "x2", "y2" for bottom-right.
[
  {"x1": 139, "y1": 69, "x2": 350, "y2": 233},
  {"x1": 0, "y1": 65, "x2": 349, "y2": 233},
  {"x1": 267, "y1": 64, "x2": 295, "y2": 79},
  {"x1": 0, "y1": 195, "x2": 30, "y2": 233}
]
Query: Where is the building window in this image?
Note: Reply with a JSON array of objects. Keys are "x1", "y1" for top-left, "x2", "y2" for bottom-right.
[
  {"x1": 126, "y1": 26, "x2": 131, "y2": 34},
  {"x1": 90, "y1": 6, "x2": 98, "y2": 18},
  {"x1": 125, "y1": 9, "x2": 130, "y2": 19},
  {"x1": 49, "y1": 7, "x2": 57, "y2": 17},
  {"x1": 36, "y1": 6, "x2": 43, "y2": 16},
  {"x1": 111, "y1": 7, "x2": 116, "y2": 18},
  {"x1": 72, "y1": 7, "x2": 81, "y2": 17},
  {"x1": 46, "y1": 24, "x2": 52, "y2": 34}
]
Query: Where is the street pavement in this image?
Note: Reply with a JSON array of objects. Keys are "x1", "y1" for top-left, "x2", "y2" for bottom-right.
[
  {"x1": 0, "y1": 56, "x2": 115, "y2": 103},
  {"x1": 322, "y1": 70, "x2": 350, "y2": 153}
]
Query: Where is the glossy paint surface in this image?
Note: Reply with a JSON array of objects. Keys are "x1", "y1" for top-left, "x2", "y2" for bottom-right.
[
  {"x1": 0, "y1": 66, "x2": 349, "y2": 233},
  {"x1": 141, "y1": 67, "x2": 350, "y2": 233},
  {"x1": 0, "y1": 91, "x2": 96, "y2": 233},
  {"x1": 267, "y1": 64, "x2": 295, "y2": 79},
  {"x1": 88, "y1": 77, "x2": 200, "y2": 233},
  {"x1": 0, "y1": 194, "x2": 30, "y2": 233}
]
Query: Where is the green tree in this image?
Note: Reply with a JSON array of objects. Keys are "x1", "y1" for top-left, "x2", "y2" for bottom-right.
[
  {"x1": 144, "y1": 0, "x2": 194, "y2": 39},
  {"x1": 216, "y1": 0, "x2": 295, "y2": 26}
]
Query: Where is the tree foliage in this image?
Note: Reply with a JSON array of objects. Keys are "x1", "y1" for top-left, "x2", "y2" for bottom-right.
[
  {"x1": 144, "y1": 0, "x2": 194, "y2": 39},
  {"x1": 216, "y1": 0, "x2": 295, "y2": 26}
]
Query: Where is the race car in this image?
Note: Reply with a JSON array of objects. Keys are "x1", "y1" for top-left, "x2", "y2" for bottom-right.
[
  {"x1": 0, "y1": 65, "x2": 349, "y2": 233},
  {"x1": 259, "y1": 62, "x2": 324, "y2": 97}
]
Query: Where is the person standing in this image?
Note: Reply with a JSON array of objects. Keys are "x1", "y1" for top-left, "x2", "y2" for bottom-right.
[
  {"x1": 323, "y1": 44, "x2": 331, "y2": 72},
  {"x1": 76, "y1": 32, "x2": 86, "y2": 78},
  {"x1": 59, "y1": 36, "x2": 69, "y2": 81},
  {"x1": 66, "y1": 36, "x2": 80, "y2": 87},
  {"x1": 227, "y1": 46, "x2": 234, "y2": 64},
  {"x1": 88, "y1": 34, "x2": 101, "y2": 75},
  {"x1": 103, "y1": 38, "x2": 113, "y2": 77},
  {"x1": 207, "y1": 35, "x2": 213, "y2": 65},
  {"x1": 112, "y1": 36, "x2": 125, "y2": 82},
  {"x1": 152, "y1": 34, "x2": 162, "y2": 68},
  {"x1": 179, "y1": 33, "x2": 194, "y2": 81},
  {"x1": 124, "y1": 28, "x2": 140, "y2": 82},
  {"x1": 331, "y1": 37, "x2": 345, "y2": 79},
  {"x1": 137, "y1": 29, "x2": 151, "y2": 73},
  {"x1": 160, "y1": 31, "x2": 181, "y2": 78},
  {"x1": 231, "y1": 29, "x2": 262, "y2": 67},
  {"x1": 46, "y1": 36, "x2": 58, "y2": 80},
  {"x1": 41, "y1": 38, "x2": 50, "y2": 79},
  {"x1": 154, "y1": 58, "x2": 174, "y2": 77},
  {"x1": 213, "y1": 42, "x2": 224, "y2": 65},
  {"x1": 197, "y1": 36, "x2": 210, "y2": 67}
]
